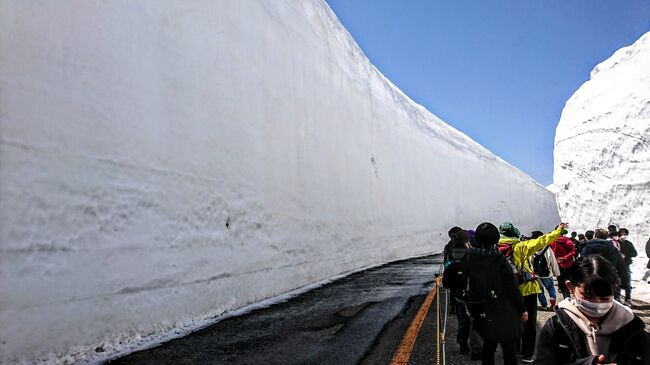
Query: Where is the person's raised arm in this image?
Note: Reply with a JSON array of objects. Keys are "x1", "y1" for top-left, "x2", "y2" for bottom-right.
[{"x1": 520, "y1": 224, "x2": 568, "y2": 259}]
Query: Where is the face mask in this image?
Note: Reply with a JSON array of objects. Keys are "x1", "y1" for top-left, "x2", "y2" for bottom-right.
[
  {"x1": 575, "y1": 297, "x2": 613, "y2": 317},
  {"x1": 621, "y1": 235, "x2": 627, "y2": 240}
]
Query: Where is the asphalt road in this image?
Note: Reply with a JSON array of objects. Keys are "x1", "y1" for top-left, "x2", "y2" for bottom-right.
[{"x1": 109, "y1": 255, "x2": 444, "y2": 365}]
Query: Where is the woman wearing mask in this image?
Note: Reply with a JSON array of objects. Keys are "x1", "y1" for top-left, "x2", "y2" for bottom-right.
[{"x1": 535, "y1": 255, "x2": 649, "y2": 365}]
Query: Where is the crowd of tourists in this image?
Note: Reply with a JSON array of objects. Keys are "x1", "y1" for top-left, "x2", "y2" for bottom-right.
[{"x1": 442, "y1": 222, "x2": 650, "y2": 365}]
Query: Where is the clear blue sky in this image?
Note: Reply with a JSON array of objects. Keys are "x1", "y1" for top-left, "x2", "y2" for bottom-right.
[{"x1": 325, "y1": 0, "x2": 650, "y2": 186}]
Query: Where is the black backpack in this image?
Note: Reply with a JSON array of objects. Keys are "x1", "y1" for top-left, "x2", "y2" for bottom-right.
[
  {"x1": 533, "y1": 246, "x2": 551, "y2": 277},
  {"x1": 442, "y1": 253, "x2": 467, "y2": 292},
  {"x1": 464, "y1": 254, "x2": 500, "y2": 321}
]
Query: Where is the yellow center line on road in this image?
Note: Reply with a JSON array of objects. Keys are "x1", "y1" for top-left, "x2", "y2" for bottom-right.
[{"x1": 389, "y1": 277, "x2": 440, "y2": 365}]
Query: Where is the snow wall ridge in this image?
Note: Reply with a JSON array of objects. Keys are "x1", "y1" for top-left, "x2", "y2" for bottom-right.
[
  {"x1": 318, "y1": 0, "x2": 547, "y2": 189},
  {"x1": 590, "y1": 31, "x2": 650, "y2": 78}
]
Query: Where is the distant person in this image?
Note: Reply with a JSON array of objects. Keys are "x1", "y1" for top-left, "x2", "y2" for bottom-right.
[
  {"x1": 618, "y1": 228, "x2": 637, "y2": 306},
  {"x1": 581, "y1": 229, "x2": 629, "y2": 302},
  {"x1": 464, "y1": 222, "x2": 527, "y2": 365},
  {"x1": 444, "y1": 226, "x2": 464, "y2": 314},
  {"x1": 531, "y1": 231, "x2": 561, "y2": 310},
  {"x1": 570, "y1": 231, "x2": 580, "y2": 246},
  {"x1": 444, "y1": 226, "x2": 464, "y2": 263},
  {"x1": 535, "y1": 255, "x2": 650, "y2": 365},
  {"x1": 577, "y1": 233, "x2": 588, "y2": 253},
  {"x1": 466, "y1": 229, "x2": 477, "y2": 247},
  {"x1": 550, "y1": 229, "x2": 576, "y2": 300},
  {"x1": 609, "y1": 230, "x2": 622, "y2": 251},
  {"x1": 498, "y1": 222, "x2": 566, "y2": 363},
  {"x1": 586, "y1": 230, "x2": 595, "y2": 241},
  {"x1": 442, "y1": 229, "x2": 482, "y2": 359},
  {"x1": 608, "y1": 224, "x2": 618, "y2": 234}
]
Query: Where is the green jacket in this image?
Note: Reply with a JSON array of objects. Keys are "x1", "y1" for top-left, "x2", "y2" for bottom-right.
[{"x1": 498, "y1": 227, "x2": 563, "y2": 296}]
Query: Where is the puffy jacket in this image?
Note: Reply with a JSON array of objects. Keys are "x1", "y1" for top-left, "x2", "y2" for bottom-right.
[
  {"x1": 581, "y1": 239, "x2": 630, "y2": 287},
  {"x1": 498, "y1": 227, "x2": 563, "y2": 296},
  {"x1": 551, "y1": 236, "x2": 577, "y2": 270}
]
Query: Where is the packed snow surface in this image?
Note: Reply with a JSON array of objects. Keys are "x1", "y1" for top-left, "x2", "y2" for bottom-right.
[
  {"x1": 1, "y1": 0, "x2": 559, "y2": 363},
  {"x1": 553, "y1": 31, "x2": 650, "y2": 301}
]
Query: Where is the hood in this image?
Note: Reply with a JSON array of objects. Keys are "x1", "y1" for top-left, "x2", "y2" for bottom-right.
[
  {"x1": 498, "y1": 237, "x2": 519, "y2": 246},
  {"x1": 558, "y1": 298, "x2": 634, "y2": 336},
  {"x1": 558, "y1": 298, "x2": 635, "y2": 355},
  {"x1": 585, "y1": 238, "x2": 616, "y2": 251},
  {"x1": 554, "y1": 236, "x2": 573, "y2": 245},
  {"x1": 468, "y1": 246, "x2": 500, "y2": 257},
  {"x1": 450, "y1": 248, "x2": 467, "y2": 260}
]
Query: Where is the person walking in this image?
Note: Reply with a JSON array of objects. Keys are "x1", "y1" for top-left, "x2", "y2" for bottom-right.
[
  {"x1": 550, "y1": 231, "x2": 577, "y2": 300},
  {"x1": 531, "y1": 231, "x2": 561, "y2": 310},
  {"x1": 444, "y1": 226, "x2": 463, "y2": 314},
  {"x1": 498, "y1": 222, "x2": 566, "y2": 363},
  {"x1": 464, "y1": 222, "x2": 528, "y2": 365},
  {"x1": 534, "y1": 255, "x2": 650, "y2": 365},
  {"x1": 577, "y1": 233, "x2": 588, "y2": 254},
  {"x1": 619, "y1": 228, "x2": 638, "y2": 306},
  {"x1": 608, "y1": 224, "x2": 618, "y2": 235},
  {"x1": 581, "y1": 229, "x2": 629, "y2": 303},
  {"x1": 609, "y1": 230, "x2": 622, "y2": 251},
  {"x1": 442, "y1": 229, "x2": 482, "y2": 360}
]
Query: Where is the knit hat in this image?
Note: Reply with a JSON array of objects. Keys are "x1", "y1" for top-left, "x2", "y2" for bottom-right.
[{"x1": 499, "y1": 222, "x2": 520, "y2": 238}]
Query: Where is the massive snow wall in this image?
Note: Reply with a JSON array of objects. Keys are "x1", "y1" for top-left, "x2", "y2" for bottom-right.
[
  {"x1": 553, "y1": 31, "x2": 650, "y2": 246},
  {"x1": 0, "y1": 1, "x2": 559, "y2": 362}
]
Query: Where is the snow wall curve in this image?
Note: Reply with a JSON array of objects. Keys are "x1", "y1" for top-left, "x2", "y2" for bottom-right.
[{"x1": 0, "y1": 1, "x2": 560, "y2": 362}]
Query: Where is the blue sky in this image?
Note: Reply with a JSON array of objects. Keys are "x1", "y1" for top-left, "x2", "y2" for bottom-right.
[{"x1": 325, "y1": 0, "x2": 650, "y2": 186}]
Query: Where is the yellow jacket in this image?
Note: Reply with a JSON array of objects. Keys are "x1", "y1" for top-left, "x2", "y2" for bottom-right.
[{"x1": 498, "y1": 227, "x2": 563, "y2": 296}]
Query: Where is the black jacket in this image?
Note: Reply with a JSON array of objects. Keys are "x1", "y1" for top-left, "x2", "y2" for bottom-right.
[
  {"x1": 581, "y1": 239, "x2": 630, "y2": 287},
  {"x1": 620, "y1": 239, "x2": 638, "y2": 266},
  {"x1": 535, "y1": 308, "x2": 650, "y2": 365},
  {"x1": 463, "y1": 246, "x2": 525, "y2": 342}
]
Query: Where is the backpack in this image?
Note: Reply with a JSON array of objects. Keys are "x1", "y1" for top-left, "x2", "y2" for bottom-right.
[
  {"x1": 442, "y1": 253, "x2": 467, "y2": 292},
  {"x1": 499, "y1": 244, "x2": 535, "y2": 285},
  {"x1": 464, "y1": 254, "x2": 498, "y2": 321},
  {"x1": 533, "y1": 246, "x2": 551, "y2": 277}
]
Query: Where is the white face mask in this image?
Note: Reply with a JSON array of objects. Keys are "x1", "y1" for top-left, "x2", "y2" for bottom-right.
[
  {"x1": 621, "y1": 235, "x2": 627, "y2": 240},
  {"x1": 575, "y1": 297, "x2": 613, "y2": 317}
]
